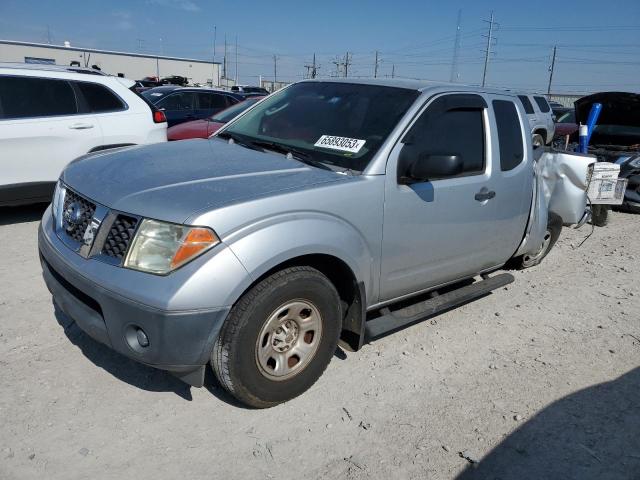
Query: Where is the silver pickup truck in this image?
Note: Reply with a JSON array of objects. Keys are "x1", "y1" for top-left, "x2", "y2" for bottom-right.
[{"x1": 38, "y1": 79, "x2": 589, "y2": 408}]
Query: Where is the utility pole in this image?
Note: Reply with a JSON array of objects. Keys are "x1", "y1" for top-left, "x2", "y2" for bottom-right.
[
  {"x1": 212, "y1": 26, "x2": 217, "y2": 86},
  {"x1": 235, "y1": 35, "x2": 238, "y2": 84},
  {"x1": 374, "y1": 50, "x2": 379, "y2": 78},
  {"x1": 344, "y1": 51, "x2": 351, "y2": 77},
  {"x1": 223, "y1": 34, "x2": 227, "y2": 80},
  {"x1": 450, "y1": 9, "x2": 462, "y2": 83},
  {"x1": 273, "y1": 55, "x2": 278, "y2": 91},
  {"x1": 481, "y1": 11, "x2": 496, "y2": 87},
  {"x1": 46, "y1": 25, "x2": 52, "y2": 44},
  {"x1": 547, "y1": 45, "x2": 557, "y2": 94},
  {"x1": 391, "y1": 64, "x2": 395, "y2": 78}
]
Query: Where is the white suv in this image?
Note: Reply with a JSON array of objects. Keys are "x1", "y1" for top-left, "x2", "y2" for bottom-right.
[
  {"x1": 517, "y1": 94, "x2": 555, "y2": 147},
  {"x1": 0, "y1": 63, "x2": 167, "y2": 206}
]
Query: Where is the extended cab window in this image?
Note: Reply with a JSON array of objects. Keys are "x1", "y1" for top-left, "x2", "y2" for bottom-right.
[
  {"x1": 518, "y1": 95, "x2": 535, "y2": 114},
  {"x1": 0, "y1": 76, "x2": 77, "y2": 119},
  {"x1": 401, "y1": 94, "x2": 486, "y2": 179},
  {"x1": 76, "y1": 82, "x2": 126, "y2": 113},
  {"x1": 533, "y1": 96, "x2": 551, "y2": 113},
  {"x1": 493, "y1": 100, "x2": 524, "y2": 171}
]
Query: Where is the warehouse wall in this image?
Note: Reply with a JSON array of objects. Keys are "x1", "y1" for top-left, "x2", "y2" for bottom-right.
[{"x1": 0, "y1": 41, "x2": 220, "y2": 85}]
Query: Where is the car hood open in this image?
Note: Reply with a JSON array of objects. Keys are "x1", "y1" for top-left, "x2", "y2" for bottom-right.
[
  {"x1": 575, "y1": 92, "x2": 640, "y2": 147},
  {"x1": 62, "y1": 139, "x2": 346, "y2": 224},
  {"x1": 575, "y1": 92, "x2": 640, "y2": 127}
]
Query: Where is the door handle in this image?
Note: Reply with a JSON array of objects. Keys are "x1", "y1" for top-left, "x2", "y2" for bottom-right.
[
  {"x1": 475, "y1": 190, "x2": 496, "y2": 201},
  {"x1": 69, "y1": 123, "x2": 94, "y2": 130}
]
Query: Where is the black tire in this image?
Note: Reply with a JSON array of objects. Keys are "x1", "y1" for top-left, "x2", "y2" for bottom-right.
[
  {"x1": 212, "y1": 266, "x2": 341, "y2": 408},
  {"x1": 517, "y1": 212, "x2": 563, "y2": 269},
  {"x1": 590, "y1": 205, "x2": 609, "y2": 227}
]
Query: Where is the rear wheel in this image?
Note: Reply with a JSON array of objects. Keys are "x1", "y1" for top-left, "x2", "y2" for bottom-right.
[
  {"x1": 518, "y1": 212, "x2": 562, "y2": 269},
  {"x1": 532, "y1": 133, "x2": 545, "y2": 148},
  {"x1": 212, "y1": 266, "x2": 341, "y2": 408}
]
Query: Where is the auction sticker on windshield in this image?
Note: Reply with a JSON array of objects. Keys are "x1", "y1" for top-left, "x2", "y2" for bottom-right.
[{"x1": 314, "y1": 135, "x2": 366, "y2": 154}]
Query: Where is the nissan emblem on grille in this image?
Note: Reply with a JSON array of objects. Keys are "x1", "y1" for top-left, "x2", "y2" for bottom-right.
[{"x1": 63, "y1": 202, "x2": 84, "y2": 232}]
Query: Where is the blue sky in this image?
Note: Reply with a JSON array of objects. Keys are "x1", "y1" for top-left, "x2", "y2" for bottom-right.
[{"x1": 1, "y1": 0, "x2": 639, "y2": 92}]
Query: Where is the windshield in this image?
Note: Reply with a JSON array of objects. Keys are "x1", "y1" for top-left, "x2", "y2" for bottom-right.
[
  {"x1": 211, "y1": 97, "x2": 262, "y2": 123},
  {"x1": 221, "y1": 81, "x2": 419, "y2": 171}
]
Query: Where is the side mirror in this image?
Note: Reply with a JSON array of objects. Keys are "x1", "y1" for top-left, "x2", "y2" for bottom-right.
[{"x1": 399, "y1": 151, "x2": 464, "y2": 184}]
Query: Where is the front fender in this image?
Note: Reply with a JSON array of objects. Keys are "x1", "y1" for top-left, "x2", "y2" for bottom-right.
[{"x1": 224, "y1": 211, "x2": 377, "y2": 303}]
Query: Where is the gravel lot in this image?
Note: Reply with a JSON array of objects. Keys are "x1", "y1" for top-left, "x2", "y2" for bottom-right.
[{"x1": 1, "y1": 205, "x2": 639, "y2": 480}]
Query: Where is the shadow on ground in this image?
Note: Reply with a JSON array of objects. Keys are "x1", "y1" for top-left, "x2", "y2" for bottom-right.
[
  {"x1": 0, "y1": 203, "x2": 49, "y2": 226},
  {"x1": 457, "y1": 367, "x2": 640, "y2": 480},
  {"x1": 53, "y1": 302, "x2": 348, "y2": 407}
]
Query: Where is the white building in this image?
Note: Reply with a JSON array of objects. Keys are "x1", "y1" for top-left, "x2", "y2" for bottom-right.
[{"x1": 0, "y1": 39, "x2": 221, "y2": 86}]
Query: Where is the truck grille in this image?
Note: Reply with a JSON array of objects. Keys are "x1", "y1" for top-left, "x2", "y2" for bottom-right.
[
  {"x1": 102, "y1": 215, "x2": 139, "y2": 260},
  {"x1": 62, "y1": 188, "x2": 96, "y2": 242}
]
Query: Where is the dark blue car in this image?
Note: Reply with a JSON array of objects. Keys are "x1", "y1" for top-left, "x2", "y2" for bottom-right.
[{"x1": 142, "y1": 86, "x2": 245, "y2": 127}]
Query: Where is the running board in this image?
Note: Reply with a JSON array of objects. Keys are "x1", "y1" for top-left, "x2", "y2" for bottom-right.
[{"x1": 365, "y1": 273, "x2": 514, "y2": 340}]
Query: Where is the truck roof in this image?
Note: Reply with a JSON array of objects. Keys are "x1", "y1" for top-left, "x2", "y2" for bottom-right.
[{"x1": 297, "y1": 77, "x2": 527, "y2": 97}]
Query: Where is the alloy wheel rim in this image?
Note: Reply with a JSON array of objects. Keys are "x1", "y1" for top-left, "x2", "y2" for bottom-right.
[{"x1": 255, "y1": 300, "x2": 323, "y2": 381}]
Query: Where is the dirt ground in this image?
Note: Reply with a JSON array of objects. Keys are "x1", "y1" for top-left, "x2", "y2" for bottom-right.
[{"x1": 1, "y1": 205, "x2": 639, "y2": 480}]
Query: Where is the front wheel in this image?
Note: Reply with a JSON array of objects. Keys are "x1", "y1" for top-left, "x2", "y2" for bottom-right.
[{"x1": 212, "y1": 266, "x2": 341, "y2": 408}]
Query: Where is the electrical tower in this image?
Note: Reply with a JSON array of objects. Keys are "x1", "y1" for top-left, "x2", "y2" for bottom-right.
[
  {"x1": 450, "y1": 10, "x2": 462, "y2": 83},
  {"x1": 304, "y1": 53, "x2": 318, "y2": 79},
  {"x1": 481, "y1": 11, "x2": 498, "y2": 87},
  {"x1": 374, "y1": 50, "x2": 380, "y2": 78}
]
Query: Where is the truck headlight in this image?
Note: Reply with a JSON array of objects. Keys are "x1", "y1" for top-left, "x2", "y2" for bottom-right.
[
  {"x1": 52, "y1": 180, "x2": 64, "y2": 222},
  {"x1": 628, "y1": 156, "x2": 640, "y2": 169},
  {"x1": 124, "y1": 219, "x2": 220, "y2": 275}
]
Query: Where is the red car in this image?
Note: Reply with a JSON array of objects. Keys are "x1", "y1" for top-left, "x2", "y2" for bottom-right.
[{"x1": 167, "y1": 96, "x2": 265, "y2": 140}]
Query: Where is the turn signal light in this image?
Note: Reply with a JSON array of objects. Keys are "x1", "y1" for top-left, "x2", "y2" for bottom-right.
[{"x1": 170, "y1": 228, "x2": 219, "y2": 269}]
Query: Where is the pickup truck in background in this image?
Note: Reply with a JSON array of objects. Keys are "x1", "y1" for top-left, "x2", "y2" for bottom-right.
[{"x1": 38, "y1": 79, "x2": 590, "y2": 408}]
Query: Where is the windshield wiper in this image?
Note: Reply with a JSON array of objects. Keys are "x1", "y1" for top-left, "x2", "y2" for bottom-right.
[
  {"x1": 216, "y1": 131, "x2": 264, "y2": 152},
  {"x1": 249, "y1": 140, "x2": 336, "y2": 171}
]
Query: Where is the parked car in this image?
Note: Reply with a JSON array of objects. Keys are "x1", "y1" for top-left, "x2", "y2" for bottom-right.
[
  {"x1": 161, "y1": 75, "x2": 189, "y2": 86},
  {"x1": 167, "y1": 96, "x2": 265, "y2": 140},
  {"x1": 548, "y1": 100, "x2": 565, "y2": 111},
  {"x1": 142, "y1": 86, "x2": 244, "y2": 127},
  {"x1": 231, "y1": 85, "x2": 270, "y2": 95},
  {"x1": 39, "y1": 79, "x2": 588, "y2": 407},
  {"x1": 0, "y1": 63, "x2": 167, "y2": 207},
  {"x1": 553, "y1": 108, "x2": 578, "y2": 138},
  {"x1": 575, "y1": 91, "x2": 640, "y2": 213},
  {"x1": 517, "y1": 94, "x2": 555, "y2": 146}
]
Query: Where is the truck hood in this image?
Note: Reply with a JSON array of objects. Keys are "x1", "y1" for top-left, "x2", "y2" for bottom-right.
[{"x1": 62, "y1": 139, "x2": 346, "y2": 224}]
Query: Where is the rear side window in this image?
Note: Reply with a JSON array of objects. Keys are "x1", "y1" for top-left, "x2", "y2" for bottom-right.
[
  {"x1": 76, "y1": 82, "x2": 125, "y2": 112},
  {"x1": 197, "y1": 93, "x2": 228, "y2": 109},
  {"x1": 518, "y1": 95, "x2": 534, "y2": 114},
  {"x1": 533, "y1": 96, "x2": 551, "y2": 113},
  {"x1": 493, "y1": 100, "x2": 524, "y2": 171},
  {"x1": 0, "y1": 76, "x2": 77, "y2": 119}
]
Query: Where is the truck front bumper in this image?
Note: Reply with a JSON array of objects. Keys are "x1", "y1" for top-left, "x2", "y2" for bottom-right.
[{"x1": 38, "y1": 211, "x2": 232, "y2": 387}]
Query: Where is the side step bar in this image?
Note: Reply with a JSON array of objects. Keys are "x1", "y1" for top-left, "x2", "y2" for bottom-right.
[{"x1": 365, "y1": 273, "x2": 514, "y2": 340}]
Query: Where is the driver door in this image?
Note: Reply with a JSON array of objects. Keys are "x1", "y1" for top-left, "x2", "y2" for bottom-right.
[{"x1": 380, "y1": 93, "x2": 504, "y2": 302}]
